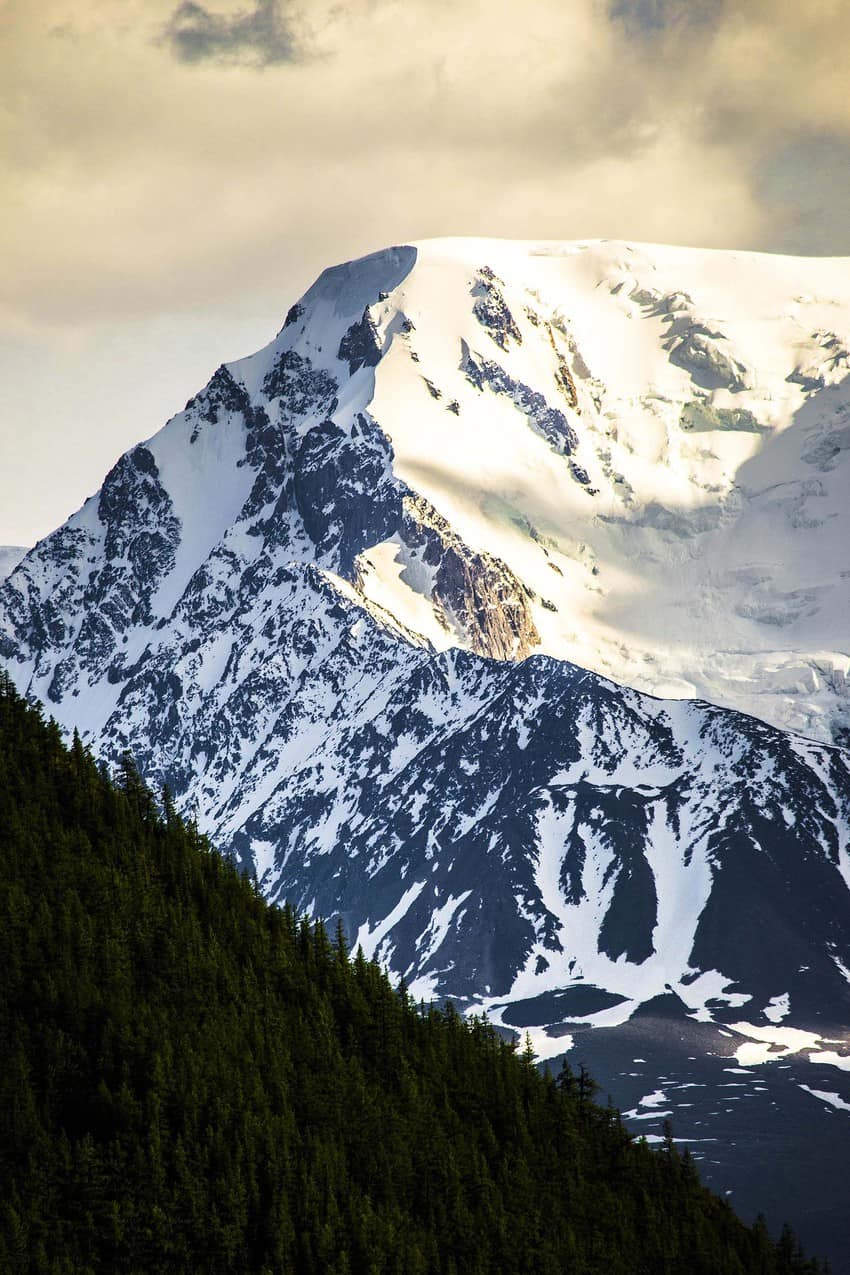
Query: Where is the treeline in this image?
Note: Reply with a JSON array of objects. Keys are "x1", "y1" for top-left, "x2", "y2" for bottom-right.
[{"x1": 0, "y1": 672, "x2": 826, "y2": 1273}]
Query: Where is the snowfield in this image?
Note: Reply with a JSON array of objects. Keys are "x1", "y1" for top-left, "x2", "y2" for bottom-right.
[{"x1": 359, "y1": 240, "x2": 850, "y2": 744}]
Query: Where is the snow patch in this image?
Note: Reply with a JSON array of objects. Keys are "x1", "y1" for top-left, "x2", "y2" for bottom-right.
[
  {"x1": 799, "y1": 1086, "x2": 850, "y2": 1112},
  {"x1": 355, "y1": 881, "x2": 426, "y2": 961},
  {"x1": 764, "y1": 992, "x2": 790, "y2": 1023}
]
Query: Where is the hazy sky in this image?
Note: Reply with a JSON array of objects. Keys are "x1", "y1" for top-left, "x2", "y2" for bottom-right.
[{"x1": 2, "y1": 0, "x2": 849, "y2": 546}]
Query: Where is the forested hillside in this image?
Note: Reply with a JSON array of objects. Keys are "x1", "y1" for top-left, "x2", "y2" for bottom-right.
[{"x1": 0, "y1": 673, "x2": 825, "y2": 1274}]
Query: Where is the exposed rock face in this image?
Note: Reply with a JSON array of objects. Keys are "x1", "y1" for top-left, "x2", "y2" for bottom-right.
[
  {"x1": 188, "y1": 363, "x2": 253, "y2": 423},
  {"x1": 552, "y1": 346, "x2": 580, "y2": 410},
  {"x1": 471, "y1": 265, "x2": 523, "y2": 350},
  {"x1": 461, "y1": 341, "x2": 580, "y2": 459},
  {"x1": 1, "y1": 445, "x2": 182, "y2": 707},
  {"x1": 262, "y1": 349, "x2": 338, "y2": 414},
  {"x1": 293, "y1": 414, "x2": 401, "y2": 576},
  {"x1": 398, "y1": 492, "x2": 539, "y2": 659},
  {"x1": 337, "y1": 308, "x2": 383, "y2": 375}
]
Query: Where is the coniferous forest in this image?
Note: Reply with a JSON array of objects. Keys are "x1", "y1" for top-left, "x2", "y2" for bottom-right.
[{"x1": 0, "y1": 673, "x2": 826, "y2": 1274}]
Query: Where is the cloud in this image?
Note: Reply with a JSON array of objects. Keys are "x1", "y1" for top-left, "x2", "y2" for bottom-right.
[
  {"x1": 1, "y1": 0, "x2": 849, "y2": 342},
  {"x1": 161, "y1": 0, "x2": 297, "y2": 65},
  {"x1": 758, "y1": 133, "x2": 850, "y2": 255},
  {"x1": 608, "y1": 0, "x2": 723, "y2": 38}
]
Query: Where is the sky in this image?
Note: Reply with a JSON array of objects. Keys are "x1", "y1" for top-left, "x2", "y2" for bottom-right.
[{"x1": 2, "y1": 0, "x2": 849, "y2": 547}]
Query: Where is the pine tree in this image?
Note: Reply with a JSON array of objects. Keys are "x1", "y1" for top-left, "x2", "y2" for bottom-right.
[{"x1": 0, "y1": 679, "x2": 829, "y2": 1275}]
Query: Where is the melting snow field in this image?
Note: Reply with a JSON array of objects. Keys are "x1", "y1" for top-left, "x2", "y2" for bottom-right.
[{"x1": 725, "y1": 1022, "x2": 850, "y2": 1076}]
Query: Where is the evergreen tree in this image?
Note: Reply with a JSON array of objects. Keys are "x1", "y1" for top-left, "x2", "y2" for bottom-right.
[{"x1": 0, "y1": 677, "x2": 829, "y2": 1274}]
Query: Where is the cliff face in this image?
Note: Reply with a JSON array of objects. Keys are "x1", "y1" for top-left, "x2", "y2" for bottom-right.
[{"x1": 396, "y1": 492, "x2": 539, "y2": 660}]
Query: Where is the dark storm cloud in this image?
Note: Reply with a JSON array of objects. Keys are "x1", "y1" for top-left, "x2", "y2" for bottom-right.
[{"x1": 161, "y1": 0, "x2": 297, "y2": 66}]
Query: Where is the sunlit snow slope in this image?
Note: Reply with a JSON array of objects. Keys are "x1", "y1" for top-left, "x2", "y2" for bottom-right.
[{"x1": 358, "y1": 239, "x2": 850, "y2": 744}]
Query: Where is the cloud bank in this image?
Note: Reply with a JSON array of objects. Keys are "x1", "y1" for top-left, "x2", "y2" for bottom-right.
[
  {"x1": 1, "y1": 0, "x2": 849, "y2": 336},
  {"x1": 161, "y1": 0, "x2": 297, "y2": 66}
]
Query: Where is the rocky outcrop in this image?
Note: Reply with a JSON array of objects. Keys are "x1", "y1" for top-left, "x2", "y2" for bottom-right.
[
  {"x1": 471, "y1": 266, "x2": 523, "y2": 350},
  {"x1": 1, "y1": 445, "x2": 181, "y2": 702},
  {"x1": 461, "y1": 341, "x2": 581, "y2": 462},
  {"x1": 338, "y1": 308, "x2": 383, "y2": 375},
  {"x1": 262, "y1": 349, "x2": 338, "y2": 414},
  {"x1": 398, "y1": 492, "x2": 539, "y2": 660},
  {"x1": 293, "y1": 413, "x2": 401, "y2": 575}
]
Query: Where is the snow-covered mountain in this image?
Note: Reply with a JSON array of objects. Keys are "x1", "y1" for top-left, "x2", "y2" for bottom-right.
[
  {"x1": 3, "y1": 237, "x2": 850, "y2": 1261},
  {"x1": 0, "y1": 546, "x2": 26, "y2": 580},
  {"x1": 6, "y1": 239, "x2": 850, "y2": 740}
]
